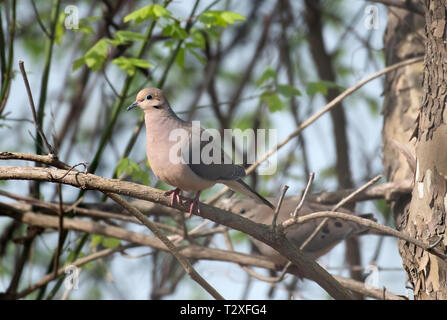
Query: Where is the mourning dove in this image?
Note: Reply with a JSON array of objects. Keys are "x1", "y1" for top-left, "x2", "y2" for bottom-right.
[
  {"x1": 218, "y1": 197, "x2": 375, "y2": 264},
  {"x1": 127, "y1": 88, "x2": 274, "y2": 215}
]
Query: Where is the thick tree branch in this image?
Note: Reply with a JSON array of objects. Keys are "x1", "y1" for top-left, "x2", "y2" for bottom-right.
[{"x1": 0, "y1": 164, "x2": 353, "y2": 300}]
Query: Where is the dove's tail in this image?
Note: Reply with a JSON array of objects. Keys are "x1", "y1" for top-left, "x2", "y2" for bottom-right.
[{"x1": 222, "y1": 179, "x2": 275, "y2": 210}]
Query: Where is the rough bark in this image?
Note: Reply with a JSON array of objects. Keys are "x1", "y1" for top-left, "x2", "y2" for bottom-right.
[
  {"x1": 384, "y1": 1, "x2": 447, "y2": 299},
  {"x1": 404, "y1": 0, "x2": 447, "y2": 299},
  {"x1": 382, "y1": 5, "x2": 425, "y2": 230}
]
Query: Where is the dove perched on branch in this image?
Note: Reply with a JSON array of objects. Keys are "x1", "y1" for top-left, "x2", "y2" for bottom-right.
[{"x1": 127, "y1": 88, "x2": 274, "y2": 216}]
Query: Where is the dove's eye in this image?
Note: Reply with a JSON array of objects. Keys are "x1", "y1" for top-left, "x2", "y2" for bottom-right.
[
  {"x1": 239, "y1": 208, "x2": 246, "y2": 214},
  {"x1": 146, "y1": 94, "x2": 153, "y2": 100}
]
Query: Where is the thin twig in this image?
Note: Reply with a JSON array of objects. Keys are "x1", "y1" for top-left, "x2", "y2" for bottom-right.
[
  {"x1": 223, "y1": 230, "x2": 287, "y2": 284},
  {"x1": 53, "y1": 183, "x2": 64, "y2": 278},
  {"x1": 15, "y1": 244, "x2": 138, "y2": 299},
  {"x1": 30, "y1": 0, "x2": 51, "y2": 38},
  {"x1": 291, "y1": 172, "x2": 315, "y2": 218},
  {"x1": 299, "y1": 175, "x2": 382, "y2": 251},
  {"x1": 282, "y1": 211, "x2": 447, "y2": 261},
  {"x1": 18, "y1": 61, "x2": 54, "y2": 154},
  {"x1": 105, "y1": 192, "x2": 225, "y2": 300},
  {"x1": 271, "y1": 185, "x2": 289, "y2": 231},
  {"x1": 333, "y1": 175, "x2": 382, "y2": 211},
  {"x1": 56, "y1": 162, "x2": 88, "y2": 180}
]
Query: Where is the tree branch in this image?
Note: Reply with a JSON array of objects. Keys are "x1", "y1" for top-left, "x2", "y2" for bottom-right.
[{"x1": 0, "y1": 164, "x2": 353, "y2": 300}]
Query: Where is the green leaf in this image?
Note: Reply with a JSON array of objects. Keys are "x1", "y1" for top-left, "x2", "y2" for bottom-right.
[
  {"x1": 116, "y1": 158, "x2": 131, "y2": 177},
  {"x1": 73, "y1": 57, "x2": 85, "y2": 71},
  {"x1": 124, "y1": 4, "x2": 171, "y2": 24},
  {"x1": 91, "y1": 235, "x2": 104, "y2": 249},
  {"x1": 54, "y1": 12, "x2": 66, "y2": 45},
  {"x1": 306, "y1": 81, "x2": 344, "y2": 98},
  {"x1": 175, "y1": 47, "x2": 185, "y2": 67},
  {"x1": 162, "y1": 21, "x2": 188, "y2": 39},
  {"x1": 66, "y1": 249, "x2": 76, "y2": 263},
  {"x1": 220, "y1": 11, "x2": 246, "y2": 25},
  {"x1": 112, "y1": 57, "x2": 153, "y2": 75},
  {"x1": 199, "y1": 10, "x2": 245, "y2": 28},
  {"x1": 76, "y1": 25, "x2": 94, "y2": 34},
  {"x1": 83, "y1": 38, "x2": 110, "y2": 71},
  {"x1": 102, "y1": 237, "x2": 121, "y2": 248},
  {"x1": 277, "y1": 84, "x2": 301, "y2": 97},
  {"x1": 115, "y1": 158, "x2": 150, "y2": 185},
  {"x1": 114, "y1": 30, "x2": 145, "y2": 44},
  {"x1": 261, "y1": 91, "x2": 283, "y2": 112},
  {"x1": 188, "y1": 28, "x2": 206, "y2": 49},
  {"x1": 256, "y1": 67, "x2": 277, "y2": 87},
  {"x1": 152, "y1": 4, "x2": 171, "y2": 18}
]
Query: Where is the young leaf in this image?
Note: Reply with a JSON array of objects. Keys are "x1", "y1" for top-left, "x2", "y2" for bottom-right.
[
  {"x1": 114, "y1": 30, "x2": 145, "y2": 44},
  {"x1": 124, "y1": 4, "x2": 171, "y2": 24},
  {"x1": 256, "y1": 67, "x2": 277, "y2": 87},
  {"x1": 188, "y1": 29, "x2": 206, "y2": 49},
  {"x1": 261, "y1": 91, "x2": 283, "y2": 112},
  {"x1": 116, "y1": 158, "x2": 131, "y2": 178},
  {"x1": 175, "y1": 47, "x2": 185, "y2": 67},
  {"x1": 112, "y1": 57, "x2": 153, "y2": 75},
  {"x1": 102, "y1": 237, "x2": 121, "y2": 248},
  {"x1": 199, "y1": 10, "x2": 245, "y2": 28},
  {"x1": 277, "y1": 84, "x2": 301, "y2": 97},
  {"x1": 73, "y1": 57, "x2": 85, "y2": 71},
  {"x1": 115, "y1": 158, "x2": 151, "y2": 185},
  {"x1": 83, "y1": 38, "x2": 110, "y2": 71},
  {"x1": 306, "y1": 81, "x2": 344, "y2": 98},
  {"x1": 162, "y1": 21, "x2": 188, "y2": 40},
  {"x1": 90, "y1": 235, "x2": 104, "y2": 249},
  {"x1": 54, "y1": 12, "x2": 66, "y2": 45}
]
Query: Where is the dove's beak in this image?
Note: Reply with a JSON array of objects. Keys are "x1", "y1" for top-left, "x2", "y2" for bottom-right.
[{"x1": 127, "y1": 101, "x2": 139, "y2": 111}]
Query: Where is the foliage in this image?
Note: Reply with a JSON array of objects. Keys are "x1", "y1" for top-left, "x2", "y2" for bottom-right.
[{"x1": 115, "y1": 158, "x2": 150, "y2": 185}]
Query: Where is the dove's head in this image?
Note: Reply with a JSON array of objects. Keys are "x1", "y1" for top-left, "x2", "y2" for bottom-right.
[{"x1": 127, "y1": 88, "x2": 169, "y2": 113}]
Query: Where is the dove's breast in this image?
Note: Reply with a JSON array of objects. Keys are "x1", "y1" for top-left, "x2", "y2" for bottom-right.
[{"x1": 144, "y1": 114, "x2": 215, "y2": 191}]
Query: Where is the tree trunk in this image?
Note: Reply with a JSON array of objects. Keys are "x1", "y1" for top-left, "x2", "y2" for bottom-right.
[
  {"x1": 381, "y1": 5, "x2": 424, "y2": 230},
  {"x1": 403, "y1": 1, "x2": 447, "y2": 299}
]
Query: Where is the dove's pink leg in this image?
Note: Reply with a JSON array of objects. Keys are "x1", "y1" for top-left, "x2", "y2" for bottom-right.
[
  {"x1": 186, "y1": 191, "x2": 201, "y2": 218},
  {"x1": 164, "y1": 188, "x2": 182, "y2": 206}
]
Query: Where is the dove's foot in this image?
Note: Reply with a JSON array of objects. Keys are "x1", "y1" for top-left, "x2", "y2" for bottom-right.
[
  {"x1": 186, "y1": 191, "x2": 201, "y2": 218},
  {"x1": 164, "y1": 188, "x2": 182, "y2": 206}
]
